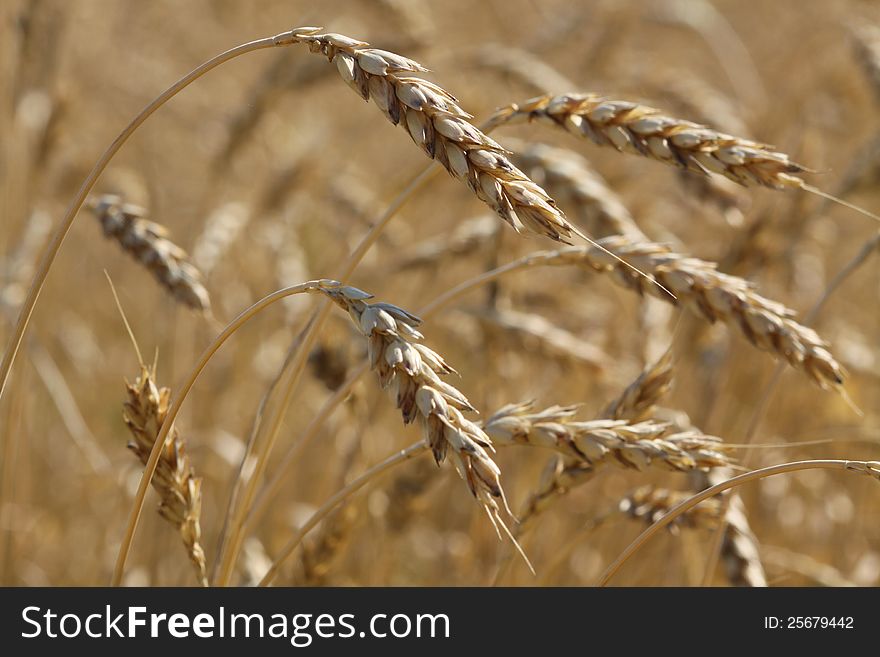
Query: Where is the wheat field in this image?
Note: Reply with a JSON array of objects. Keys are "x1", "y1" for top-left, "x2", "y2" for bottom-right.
[{"x1": 1, "y1": 0, "x2": 878, "y2": 587}]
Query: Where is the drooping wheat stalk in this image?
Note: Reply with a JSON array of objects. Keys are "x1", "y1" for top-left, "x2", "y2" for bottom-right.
[
  {"x1": 486, "y1": 93, "x2": 807, "y2": 190},
  {"x1": 123, "y1": 366, "x2": 207, "y2": 586},
  {"x1": 289, "y1": 28, "x2": 579, "y2": 243},
  {"x1": 89, "y1": 195, "x2": 211, "y2": 312}
]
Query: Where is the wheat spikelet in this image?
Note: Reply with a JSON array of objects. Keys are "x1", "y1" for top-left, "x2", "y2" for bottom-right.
[
  {"x1": 602, "y1": 350, "x2": 673, "y2": 421},
  {"x1": 89, "y1": 195, "x2": 211, "y2": 312},
  {"x1": 484, "y1": 401, "x2": 730, "y2": 471},
  {"x1": 507, "y1": 140, "x2": 648, "y2": 240},
  {"x1": 534, "y1": 236, "x2": 845, "y2": 389},
  {"x1": 486, "y1": 93, "x2": 807, "y2": 190},
  {"x1": 123, "y1": 366, "x2": 207, "y2": 586},
  {"x1": 288, "y1": 28, "x2": 579, "y2": 243},
  {"x1": 471, "y1": 306, "x2": 611, "y2": 371},
  {"x1": 313, "y1": 282, "x2": 511, "y2": 527},
  {"x1": 619, "y1": 485, "x2": 723, "y2": 532}
]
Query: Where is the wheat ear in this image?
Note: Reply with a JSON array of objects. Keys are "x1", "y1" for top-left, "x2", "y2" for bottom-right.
[
  {"x1": 536, "y1": 237, "x2": 846, "y2": 389},
  {"x1": 315, "y1": 283, "x2": 510, "y2": 523},
  {"x1": 89, "y1": 195, "x2": 211, "y2": 312},
  {"x1": 288, "y1": 28, "x2": 578, "y2": 243},
  {"x1": 486, "y1": 93, "x2": 807, "y2": 189},
  {"x1": 123, "y1": 366, "x2": 207, "y2": 586}
]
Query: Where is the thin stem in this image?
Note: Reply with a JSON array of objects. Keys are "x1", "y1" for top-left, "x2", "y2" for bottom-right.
[
  {"x1": 0, "y1": 32, "x2": 297, "y2": 406},
  {"x1": 214, "y1": 165, "x2": 441, "y2": 587},
  {"x1": 258, "y1": 442, "x2": 428, "y2": 587},
  {"x1": 598, "y1": 459, "x2": 878, "y2": 586},
  {"x1": 110, "y1": 281, "x2": 326, "y2": 586}
]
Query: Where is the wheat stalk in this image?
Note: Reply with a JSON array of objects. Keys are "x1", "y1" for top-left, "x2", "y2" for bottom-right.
[
  {"x1": 486, "y1": 93, "x2": 807, "y2": 190},
  {"x1": 288, "y1": 28, "x2": 579, "y2": 243},
  {"x1": 89, "y1": 195, "x2": 211, "y2": 312},
  {"x1": 123, "y1": 366, "x2": 207, "y2": 586}
]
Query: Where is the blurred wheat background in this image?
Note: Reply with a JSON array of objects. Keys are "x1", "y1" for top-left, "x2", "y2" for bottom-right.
[{"x1": 1, "y1": 0, "x2": 878, "y2": 587}]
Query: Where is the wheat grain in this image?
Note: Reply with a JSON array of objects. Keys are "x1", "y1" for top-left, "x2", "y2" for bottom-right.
[
  {"x1": 123, "y1": 366, "x2": 207, "y2": 586},
  {"x1": 288, "y1": 28, "x2": 579, "y2": 243},
  {"x1": 89, "y1": 195, "x2": 211, "y2": 312},
  {"x1": 486, "y1": 93, "x2": 807, "y2": 189}
]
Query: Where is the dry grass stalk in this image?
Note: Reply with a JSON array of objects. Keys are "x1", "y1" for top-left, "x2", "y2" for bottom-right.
[
  {"x1": 396, "y1": 215, "x2": 498, "y2": 270},
  {"x1": 472, "y1": 306, "x2": 610, "y2": 371},
  {"x1": 123, "y1": 366, "x2": 207, "y2": 586},
  {"x1": 315, "y1": 283, "x2": 512, "y2": 531},
  {"x1": 602, "y1": 350, "x2": 674, "y2": 421},
  {"x1": 88, "y1": 195, "x2": 211, "y2": 312},
  {"x1": 289, "y1": 28, "x2": 579, "y2": 243},
  {"x1": 487, "y1": 93, "x2": 807, "y2": 189},
  {"x1": 536, "y1": 236, "x2": 845, "y2": 389},
  {"x1": 619, "y1": 485, "x2": 722, "y2": 532},
  {"x1": 507, "y1": 140, "x2": 648, "y2": 240},
  {"x1": 483, "y1": 401, "x2": 730, "y2": 471}
]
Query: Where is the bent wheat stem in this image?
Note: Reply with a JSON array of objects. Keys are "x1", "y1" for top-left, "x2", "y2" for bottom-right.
[
  {"x1": 0, "y1": 32, "x2": 298, "y2": 405},
  {"x1": 111, "y1": 280, "x2": 338, "y2": 586}
]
